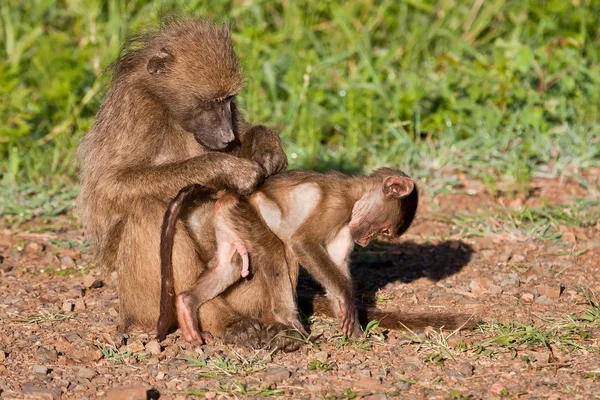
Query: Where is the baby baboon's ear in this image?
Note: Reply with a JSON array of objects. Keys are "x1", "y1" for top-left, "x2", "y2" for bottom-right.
[
  {"x1": 147, "y1": 48, "x2": 174, "y2": 75},
  {"x1": 383, "y1": 176, "x2": 414, "y2": 199}
]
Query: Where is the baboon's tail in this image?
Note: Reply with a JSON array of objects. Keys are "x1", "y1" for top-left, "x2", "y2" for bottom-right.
[{"x1": 156, "y1": 184, "x2": 213, "y2": 341}]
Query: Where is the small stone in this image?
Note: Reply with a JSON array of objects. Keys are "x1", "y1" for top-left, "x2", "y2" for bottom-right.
[
  {"x1": 561, "y1": 231, "x2": 576, "y2": 244},
  {"x1": 511, "y1": 254, "x2": 526, "y2": 263},
  {"x1": 68, "y1": 287, "x2": 84, "y2": 297},
  {"x1": 456, "y1": 361, "x2": 473, "y2": 377},
  {"x1": 122, "y1": 339, "x2": 145, "y2": 353},
  {"x1": 61, "y1": 301, "x2": 73, "y2": 312},
  {"x1": 306, "y1": 384, "x2": 322, "y2": 393},
  {"x1": 25, "y1": 242, "x2": 44, "y2": 254},
  {"x1": 22, "y1": 383, "x2": 60, "y2": 400},
  {"x1": 489, "y1": 382, "x2": 507, "y2": 396},
  {"x1": 357, "y1": 369, "x2": 372, "y2": 377},
  {"x1": 166, "y1": 379, "x2": 180, "y2": 390},
  {"x1": 521, "y1": 292, "x2": 535, "y2": 302},
  {"x1": 156, "y1": 371, "x2": 165, "y2": 380},
  {"x1": 36, "y1": 347, "x2": 58, "y2": 363},
  {"x1": 106, "y1": 384, "x2": 151, "y2": 400},
  {"x1": 499, "y1": 250, "x2": 512, "y2": 263},
  {"x1": 60, "y1": 255, "x2": 76, "y2": 267},
  {"x1": 77, "y1": 367, "x2": 97, "y2": 380},
  {"x1": 536, "y1": 284, "x2": 562, "y2": 299},
  {"x1": 0, "y1": 350, "x2": 5, "y2": 361},
  {"x1": 145, "y1": 340, "x2": 162, "y2": 355},
  {"x1": 314, "y1": 351, "x2": 328, "y2": 363},
  {"x1": 264, "y1": 367, "x2": 291, "y2": 384},
  {"x1": 535, "y1": 295, "x2": 555, "y2": 305},
  {"x1": 204, "y1": 392, "x2": 217, "y2": 399},
  {"x1": 82, "y1": 275, "x2": 96, "y2": 288},
  {"x1": 108, "y1": 308, "x2": 119, "y2": 317},
  {"x1": 469, "y1": 277, "x2": 502, "y2": 295},
  {"x1": 33, "y1": 365, "x2": 50, "y2": 375},
  {"x1": 74, "y1": 298, "x2": 86, "y2": 311}
]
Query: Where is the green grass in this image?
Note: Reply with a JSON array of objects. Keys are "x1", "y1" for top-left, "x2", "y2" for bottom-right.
[
  {"x1": 1, "y1": 0, "x2": 599, "y2": 200},
  {"x1": 432, "y1": 197, "x2": 600, "y2": 241}
]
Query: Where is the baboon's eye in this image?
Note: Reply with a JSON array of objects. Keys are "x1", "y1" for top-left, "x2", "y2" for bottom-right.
[{"x1": 381, "y1": 228, "x2": 391, "y2": 237}]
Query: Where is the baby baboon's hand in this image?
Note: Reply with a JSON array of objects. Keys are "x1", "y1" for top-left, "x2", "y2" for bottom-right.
[{"x1": 338, "y1": 297, "x2": 361, "y2": 339}]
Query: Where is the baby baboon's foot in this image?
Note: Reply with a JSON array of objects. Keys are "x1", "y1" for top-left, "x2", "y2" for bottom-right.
[
  {"x1": 222, "y1": 318, "x2": 265, "y2": 349},
  {"x1": 263, "y1": 323, "x2": 305, "y2": 353},
  {"x1": 176, "y1": 294, "x2": 204, "y2": 345}
]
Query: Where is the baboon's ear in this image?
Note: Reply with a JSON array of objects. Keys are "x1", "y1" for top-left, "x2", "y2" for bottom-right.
[
  {"x1": 383, "y1": 176, "x2": 414, "y2": 199},
  {"x1": 147, "y1": 48, "x2": 174, "y2": 75}
]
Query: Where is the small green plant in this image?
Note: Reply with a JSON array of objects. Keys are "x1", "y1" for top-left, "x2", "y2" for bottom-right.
[
  {"x1": 182, "y1": 352, "x2": 268, "y2": 379},
  {"x1": 308, "y1": 360, "x2": 337, "y2": 371},
  {"x1": 9, "y1": 309, "x2": 74, "y2": 324},
  {"x1": 190, "y1": 382, "x2": 285, "y2": 397},
  {"x1": 96, "y1": 345, "x2": 132, "y2": 363}
]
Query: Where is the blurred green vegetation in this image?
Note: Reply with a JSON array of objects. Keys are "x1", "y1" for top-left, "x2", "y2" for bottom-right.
[{"x1": 1, "y1": 0, "x2": 599, "y2": 195}]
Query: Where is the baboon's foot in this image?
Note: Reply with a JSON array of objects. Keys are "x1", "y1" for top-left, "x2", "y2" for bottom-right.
[
  {"x1": 222, "y1": 318, "x2": 265, "y2": 349},
  {"x1": 263, "y1": 323, "x2": 306, "y2": 353}
]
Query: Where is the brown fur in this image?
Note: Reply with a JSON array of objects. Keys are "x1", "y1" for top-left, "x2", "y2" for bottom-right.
[
  {"x1": 158, "y1": 169, "x2": 477, "y2": 346},
  {"x1": 77, "y1": 17, "x2": 288, "y2": 345}
]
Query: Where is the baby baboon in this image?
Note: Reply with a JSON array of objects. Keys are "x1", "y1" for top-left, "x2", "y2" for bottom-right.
[
  {"x1": 158, "y1": 169, "x2": 478, "y2": 345},
  {"x1": 77, "y1": 17, "x2": 295, "y2": 348}
]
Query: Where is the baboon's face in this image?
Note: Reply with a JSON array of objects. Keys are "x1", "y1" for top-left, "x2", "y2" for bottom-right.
[
  {"x1": 177, "y1": 97, "x2": 237, "y2": 150},
  {"x1": 146, "y1": 47, "x2": 241, "y2": 151},
  {"x1": 349, "y1": 174, "x2": 416, "y2": 247}
]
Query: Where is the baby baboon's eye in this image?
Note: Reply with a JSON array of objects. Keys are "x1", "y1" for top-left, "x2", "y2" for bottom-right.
[{"x1": 382, "y1": 228, "x2": 390, "y2": 237}]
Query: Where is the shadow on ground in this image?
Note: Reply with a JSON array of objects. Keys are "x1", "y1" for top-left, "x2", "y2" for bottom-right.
[{"x1": 297, "y1": 240, "x2": 474, "y2": 320}]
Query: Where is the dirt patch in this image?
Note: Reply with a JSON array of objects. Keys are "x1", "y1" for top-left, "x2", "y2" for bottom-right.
[{"x1": 1, "y1": 177, "x2": 599, "y2": 399}]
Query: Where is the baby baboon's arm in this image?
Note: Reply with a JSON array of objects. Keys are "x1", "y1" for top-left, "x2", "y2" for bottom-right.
[{"x1": 292, "y1": 240, "x2": 359, "y2": 338}]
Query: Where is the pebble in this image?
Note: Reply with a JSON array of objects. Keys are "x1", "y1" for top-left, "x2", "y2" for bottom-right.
[
  {"x1": 60, "y1": 255, "x2": 76, "y2": 267},
  {"x1": 536, "y1": 284, "x2": 562, "y2": 299},
  {"x1": 25, "y1": 242, "x2": 44, "y2": 254},
  {"x1": 108, "y1": 307, "x2": 119, "y2": 317},
  {"x1": 535, "y1": 295, "x2": 555, "y2": 305},
  {"x1": 82, "y1": 274, "x2": 96, "y2": 287},
  {"x1": 521, "y1": 292, "x2": 535, "y2": 302},
  {"x1": 22, "y1": 383, "x2": 60, "y2": 400},
  {"x1": 61, "y1": 301, "x2": 73, "y2": 312},
  {"x1": 314, "y1": 350, "x2": 329, "y2": 363},
  {"x1": 74, "y1": 298, "x2": 86, "y2": 311},
  {"x1": 33, "y1": 365, "x2": 50, "y2": 375},
  {"x1": 36, "y1": 346, "x2": 58, "y2": 363},
  {"x1": 0, "y1": 350, "x2": 5, "y2": 361},
  {"x1": 489, "y1": 382, "x2": 507, "y2": 396},
  {"x1": 264, "y1": 367, "x2": 291, "y2": 384},
  {"x1": 145, "y1": 340, "x2": 162, "y2": 355},
  {"x1": 561, "y1": 231, "x2": 576, "y2": 244},
  {"x1": 456, "y1": 361, "x2": 473, "y2": 377},
  {"x1": 77, "y1": 367, "x2": 97, "y2": 379},
  {"x1": 106, "y1": 384, "x2": 153, "y2": 400}
]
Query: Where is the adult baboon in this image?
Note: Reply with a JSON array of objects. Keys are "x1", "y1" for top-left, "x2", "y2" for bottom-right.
[{"x1": 77, "y1": 17, "x2": 292, "y2": 347}]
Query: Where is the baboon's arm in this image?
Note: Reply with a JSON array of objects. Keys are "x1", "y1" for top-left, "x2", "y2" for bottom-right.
[{"x1": 111, "y1": 152, "x2": 265, "y2": 203}]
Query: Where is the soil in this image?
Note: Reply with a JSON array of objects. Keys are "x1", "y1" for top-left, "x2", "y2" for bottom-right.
[{"x1": 1, "y1": 175, "x2": 599, "y2": 399}]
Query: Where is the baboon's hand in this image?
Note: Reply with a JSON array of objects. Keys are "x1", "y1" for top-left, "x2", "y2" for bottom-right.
[
  {"x1": 244, "y1": 125, "x2": 288, "y2": 177},
  {"x1": 224, "y1": 158, "x2": 266, "y2": 196},
  {"x1": 252, "y1": 146, "x2": 287, "y2": 178}
]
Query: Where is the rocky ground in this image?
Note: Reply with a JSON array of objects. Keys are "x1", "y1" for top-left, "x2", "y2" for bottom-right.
[{"x1": 1, "y1": 173, "x2": 599, "y2": 399}]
